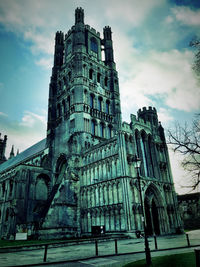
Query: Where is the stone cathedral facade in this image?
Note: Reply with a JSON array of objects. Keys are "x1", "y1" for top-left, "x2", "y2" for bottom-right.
[{"x1": 0, "y1": 8, "x2": 181, "y2": 240}]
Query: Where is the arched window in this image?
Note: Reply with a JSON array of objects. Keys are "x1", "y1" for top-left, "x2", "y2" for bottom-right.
[
  {"x1": 67, "y1": 96, "x2": 71, "y2": 110},
  {"x1": 5, "y1": 208, "x2": 9, "y2": 221},
  {"x1": 108, "y1": 125, "x2": 112, "y2": 138},
  {"x1": 106, "y1": 100, "x2": 110, "y2": 114},
  {"x1": 58, "y1": 80, "x2": 62, "y2": 90},
  {"x1": 9, "y1": 180, "x2": 13, "y2": 196},
  {"x1": 68, "y1": 71, "x2": 72, "y2": 81},
  {"x1": 90, "y1": 37, "x2": 98, "y2": 53},
  {"x1": 105, "y1": 77, "x2": 108, "y2": 87},
  {"x1": 62, "y1": 100, "x2": 66, "y2": 113},
  {"x1": 63, "y1": 77, "x2": 67, "y2": 86},
  {"x1": 89, "y1": 69, "x2": 94, "y2": 80},
  {"x1": 90, "y1": 94, "x2": 95, "y2": 108},
  {"x1": 91, "y1": 120, "x2": 96, "y2": 135},
  {"x1": 84, "y1": 90, "x2": 88, "y2": 104},
  {"x1": 100, "y1": 123, "x2": 105, "y2": 138},
  {"x1": 97, "y1": 73, "x2": 101, "y2": 83},
  {"x1": 98, "y1": 97, "x2": 103, "y2": 111}
]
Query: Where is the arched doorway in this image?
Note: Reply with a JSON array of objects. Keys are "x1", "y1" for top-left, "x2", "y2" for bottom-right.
[{"x1": 144, "y1": 185, "x2": 161, "y2": 236}]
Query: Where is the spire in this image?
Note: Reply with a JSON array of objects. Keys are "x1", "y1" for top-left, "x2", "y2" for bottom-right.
[
  {"x1": 9, "y1": 145, "x2": 15, "y2": 159},
  {"x1": 0, "y1": 133, "x2": 7, "y2": 164},
  {"x1": 75, "y1": 7, "x2": 84, "y2": 24}
]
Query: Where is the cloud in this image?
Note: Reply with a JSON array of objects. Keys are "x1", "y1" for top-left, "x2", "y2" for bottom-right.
[
  {"x1": 171, "y1": 6, "x2": 200, "y2": 26},
  {"x1": 0, "y1": 111, "x2": 8, "y2": 117},
  {"x1": 20, "y1": 111, "x2": 46, "y2": 127},
  {"x1": 104, "y1": 0, "x2": 164, "y2": 27},
  {"x1": 157, "y1": 108, "x2": 173, "y2": 123},
  {"x1": 0, "y1": 110, "x2": 47, "y2": 158},
  {"x1": 24, "y1": 30, "x2": 54, "y2": 55},
  {"x1": 118, "y1": 48, "x2": 200, "y2": 119},
  {"x1": 0, "y1": 112, "x2": 8, "y2": 117},
  {"x1": 35, "y1": 57, "x2": 53, "y2": 69}
]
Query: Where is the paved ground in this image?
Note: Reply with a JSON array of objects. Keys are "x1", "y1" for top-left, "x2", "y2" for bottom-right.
[{"x1": 0, "y1": 230, "x2": 200, "y2": 267}]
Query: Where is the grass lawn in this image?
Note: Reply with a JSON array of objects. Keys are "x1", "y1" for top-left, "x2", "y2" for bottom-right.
[{"x1": 124, "y1": 252, "x2": 195, "y2": 267}]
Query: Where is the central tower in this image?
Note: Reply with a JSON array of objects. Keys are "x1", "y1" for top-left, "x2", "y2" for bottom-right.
[{"x1": 47, "y1": 7, "x2": 121, "y2": 159}]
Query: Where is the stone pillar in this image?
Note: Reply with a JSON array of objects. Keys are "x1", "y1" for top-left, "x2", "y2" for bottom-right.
[
  {"x1": 108, "y1": 183, "x2": 113, "y2": 204},
  {"x1": 88, "y1": 212, "x2": 91, "y2": 233},
  {"x1": 113, "y1": 183, "x2": 118, "y2": 204}
]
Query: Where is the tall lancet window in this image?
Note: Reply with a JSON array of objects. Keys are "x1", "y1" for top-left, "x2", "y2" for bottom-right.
[
  {"x1": 90, "y1": 37, "x2": 98, "y2": 53},
  {"x1": 140, "y1": 133, "x2": 148, "y2": 177},
  {"x1": 90, "y1": 94, "x2": 95, "y2": 108}
]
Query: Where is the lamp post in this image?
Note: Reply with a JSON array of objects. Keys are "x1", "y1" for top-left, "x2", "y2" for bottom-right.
[{"x1": 134, "y1": 156, "x2": 152, "y2": 265}]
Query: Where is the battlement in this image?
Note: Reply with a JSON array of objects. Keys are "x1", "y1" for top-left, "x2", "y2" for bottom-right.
[
  {"x1": 138, "y1": 106, "x2": 157, "y2": 114},
  {"x1": 85, "y1": 25, "x2": 100, "y2": 37},
  {"x1": 104, "y1": 26, "x2": 111, "y2": 30},
  {"x1": 137, "y1": 106, "x2": 158, "y2": 127}
]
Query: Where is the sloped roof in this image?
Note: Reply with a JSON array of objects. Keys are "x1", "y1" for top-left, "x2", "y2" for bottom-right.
[{"x1": 0, "y1": 138, "x2": 47, "y2": 174}]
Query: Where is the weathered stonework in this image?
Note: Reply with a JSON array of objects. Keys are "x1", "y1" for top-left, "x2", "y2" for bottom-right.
[{"x1": 0, "y1": 8, "x2": 182, "y2": 240}]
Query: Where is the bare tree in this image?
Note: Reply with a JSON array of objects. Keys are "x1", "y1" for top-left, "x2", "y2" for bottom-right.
[
  {"x1": 168, "y1": 114, "x2": 200, "y2": 190},
  {"x1": 190, "y1": 37, "x2": 200, "y2": 76}
]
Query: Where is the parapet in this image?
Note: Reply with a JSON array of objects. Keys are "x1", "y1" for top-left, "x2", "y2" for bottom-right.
[
  {"x1": 138, "y1": 106, "x2": 157, "y2": 115},
  {"x1": 85, "y1": 25, "x2": 100, "y2": 37}
]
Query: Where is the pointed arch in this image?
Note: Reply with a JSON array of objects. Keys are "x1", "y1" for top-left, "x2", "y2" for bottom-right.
[
  {"x1": 55, "y1": 154, "x2": 67, "y2": 185},
  {"x1": 144, "y1": 183, "x2": 165, "y2": 236}
]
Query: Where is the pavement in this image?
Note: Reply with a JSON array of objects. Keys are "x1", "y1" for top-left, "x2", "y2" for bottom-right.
[{"x1": 0, "y1": 230, "x2": 200, "y2": 267}]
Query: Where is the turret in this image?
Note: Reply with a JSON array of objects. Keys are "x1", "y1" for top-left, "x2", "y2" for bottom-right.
[
  {"x1": 137, "y1": 106, "x2": 158, "y2": 127},
  {"x1": 0, "y1": 133, "x2": 7, "y2": 164},
  {"x1": 53, "y1": 31, "x2": 64, "y2": 69},
  {"x1": 9, "y1": 145, "x2": 15, "y2": 159},
  {"x1": 103, "y1": 26, "x2": 115, "y2": 68},
  {"x1": 75, "y1": 7, "x2": 84, "y2": 24}
]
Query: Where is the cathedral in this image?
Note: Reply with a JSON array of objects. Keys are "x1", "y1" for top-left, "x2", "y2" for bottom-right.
[{"x1": 0, "y1": 8, "x2": 182, "y2": 240}]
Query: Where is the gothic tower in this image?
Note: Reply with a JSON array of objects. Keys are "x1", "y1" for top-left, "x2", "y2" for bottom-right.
[{"x1": 47, "y1": 7, "x2": 121, "y2": 160}]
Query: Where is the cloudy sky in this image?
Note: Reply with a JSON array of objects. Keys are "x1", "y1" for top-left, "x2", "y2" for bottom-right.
[{"x1": 0, "y1": 0, "x2": 200, "y2": 194}]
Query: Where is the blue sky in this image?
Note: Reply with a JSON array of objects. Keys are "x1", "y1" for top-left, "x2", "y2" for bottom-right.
[{"x1": 0, "y1": 0, "x2": 200, "y2": 194}]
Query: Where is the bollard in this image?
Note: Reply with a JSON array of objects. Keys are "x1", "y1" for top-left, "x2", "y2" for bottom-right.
[
  {"x1": 186, "y1": 233, "x2": 190, "y2": 247},
  {"x1": 43, "y1": 244, "x2": 48, "y2": 262},
  {"x1": 195, "y1": 249, "x2": 200, "y2": 267},
  {"x1": 115, "y1": 239, "x2": 118, "y2": 254},
  {"x1": 154, "y1": 235, "x2": 158, "y2": 250},
  {"x1": 95, "y1": 240, "x2": 98, "y2": 256}
]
